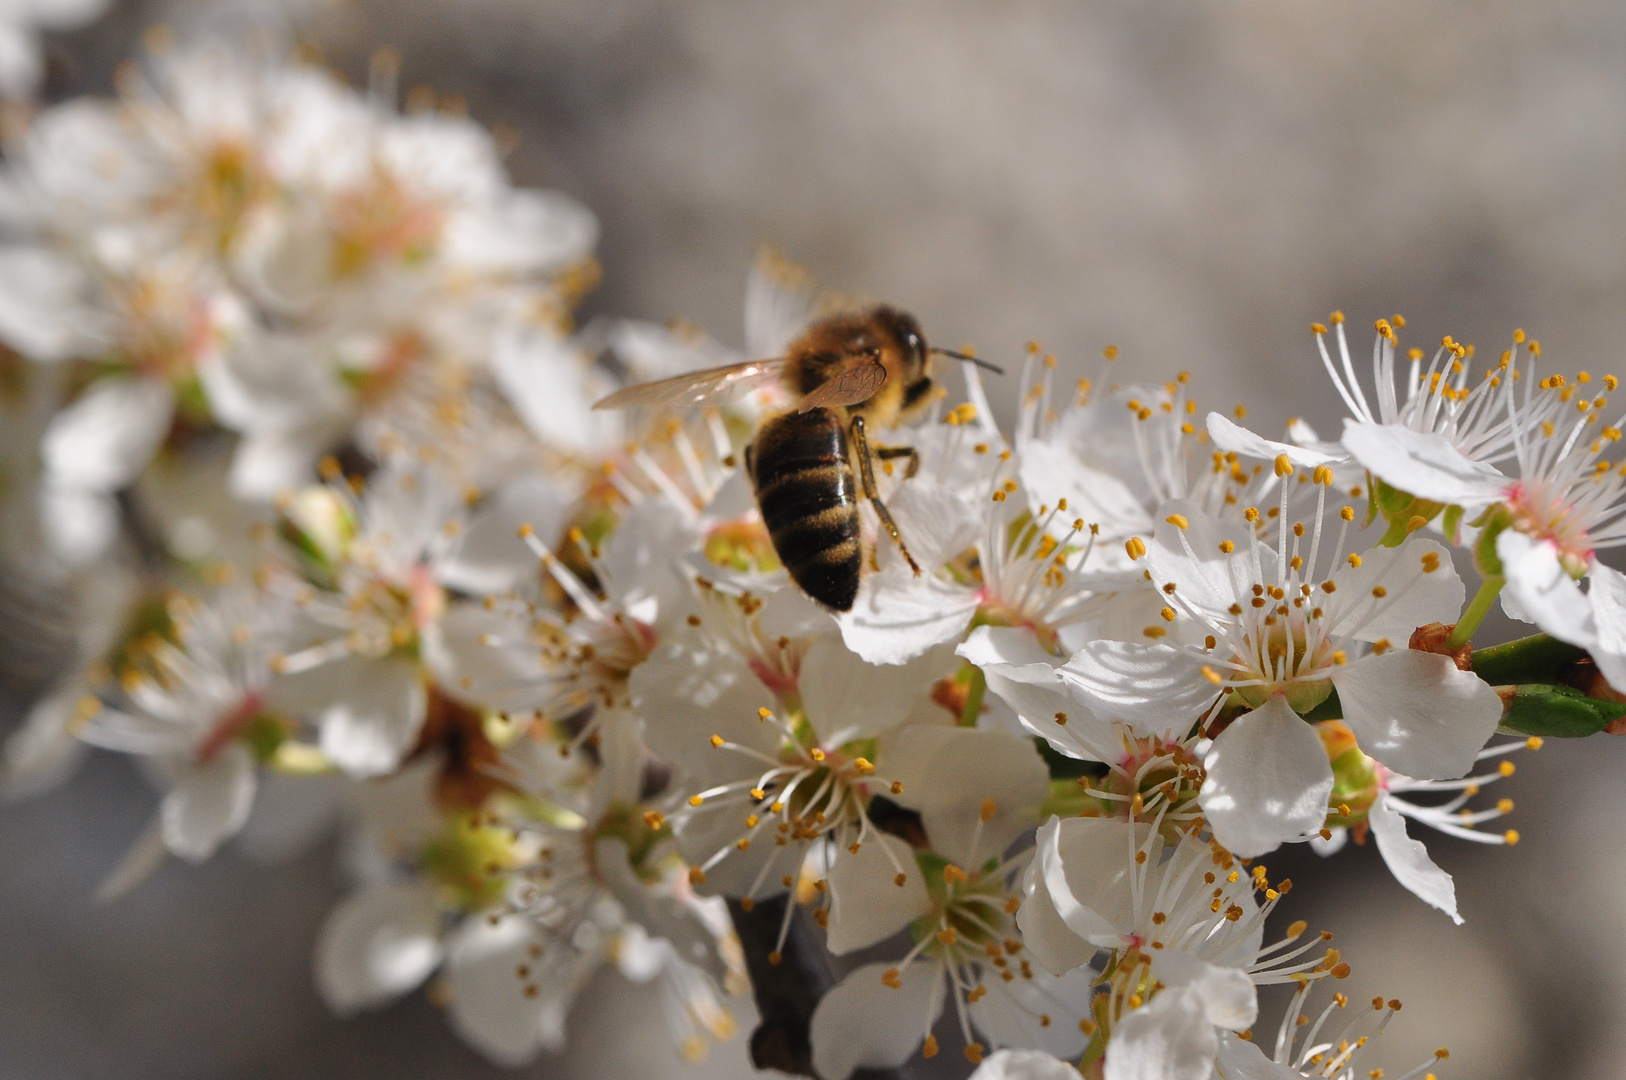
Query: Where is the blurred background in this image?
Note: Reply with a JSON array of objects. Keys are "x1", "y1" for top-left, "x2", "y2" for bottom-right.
[{"x1": 6, "y1": 1, "x2": 1626, "y2": 1076}]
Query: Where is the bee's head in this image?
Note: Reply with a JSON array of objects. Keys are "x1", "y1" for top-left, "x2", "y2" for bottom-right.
[{"x1": 873, "y1": 306, "x2": 935, "y2": 418}]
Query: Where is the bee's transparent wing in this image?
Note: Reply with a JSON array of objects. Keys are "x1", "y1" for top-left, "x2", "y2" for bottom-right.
[
  {"x1": 795, "y1": 353, "x2": 888, "y2": 413},
  {"x1": 591, "y1": 357, "x2": 790, "y2": 411},
  {"x1": 744, "y1": 248, "x2": 820, "y2": 359}
]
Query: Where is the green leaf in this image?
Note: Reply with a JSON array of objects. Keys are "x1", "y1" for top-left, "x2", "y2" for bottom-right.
[{"x1": 1498, "y1": 683, "x2": 1626, "y2": 738}]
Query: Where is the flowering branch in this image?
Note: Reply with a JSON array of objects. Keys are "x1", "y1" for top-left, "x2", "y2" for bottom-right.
[{"x1": 727, "y1": 896, "x2": 913, "y2": 1080}]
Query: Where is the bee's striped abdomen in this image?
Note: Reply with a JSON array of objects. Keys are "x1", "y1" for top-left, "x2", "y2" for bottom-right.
[{"x1": 750, "y1": 407, "x2": 861, "y2": 611}]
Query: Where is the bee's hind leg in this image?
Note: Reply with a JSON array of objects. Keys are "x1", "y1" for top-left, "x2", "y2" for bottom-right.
[
  {"x1": 849, "y1": 415, "x2": 921, "y2": 576},
  {"x1": 872, "y1": 445, "x2": 920, "y2": 479}
]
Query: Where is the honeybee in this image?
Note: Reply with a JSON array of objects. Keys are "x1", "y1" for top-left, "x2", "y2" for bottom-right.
[{"x1": 593, "y1": 305, "x2": 999, "y2": 611}]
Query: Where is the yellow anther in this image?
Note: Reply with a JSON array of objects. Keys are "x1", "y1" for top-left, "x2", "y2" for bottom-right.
[
  {"x1": 981, "y1": 797, "x2": 998, "y2": 821},
  {"x1": 809, "y1": 748, "x2": 825, "y2": 762},
  {"x1": 1160, "y1": 607, "x2": 1176, "y2": 622},
  {"x1": 1311, "y1": 322, "x2": 1328, "y2": 335},
  {"x1": 688, "y1": 795, "x2": 704, "y2": 806},
  {"x1": 1330, "y1": 310, "x2": 1345, "y2": 324},
  {"x1": 758, "y1": 707, "x2": 773, "y2": 720},
  {"x1": 1526, "y1": 736, "x2": 1544, "y2": 750},
  {"x1": 688, "y1": 866, "x2": 706, "y2": 885},
  {"x1": 936, "y1": 928, "x2": 959, "y2": 945},
  {"x1": 1498, "y1": 760, "x2": 1515, "y2": 776},
  {"x1": 1274, "y1": 454, "x2": 1294, "y2": 478},
  {"x1": 881, "y1": 968, "x2": 902, "y2": 989},
  {"x1": 1244, "y1": 507, "x2": 1260, "y2": 523},
  {"x1": 1347, "y1": 553, "x2": 1362, "y2": 568},
  {"x1": 944, "y1": 865, "x2": 968, "y2": 884},
  {"x1": 1420, "y1": 551, "x2": 1441, "y2": 572},
  {"x1": 1126, "y1": 537, "x2": 1147, "y2": 560},
  {"x1": 1287, "y1": 920, "x2": 1308, "y2": 938},
  {"x1": 922, "y1": 1035, "x2": 939, "y2": 1058},
  {"x1": 709, "y1": 734, "x2": 725, "y2": 748},
  {"x1": 1166, "y1": 513, "x2": 1190, "y2": 529},
  {"x1": 852, "y1": 757, "x2": 875, "y2": 775},
  {"x1": 1374, "y1": 319, "x2": 1393, "y2": 339},
  {"x1": 1219, "y1": 540, "x2": 1235, "y2": 553}
]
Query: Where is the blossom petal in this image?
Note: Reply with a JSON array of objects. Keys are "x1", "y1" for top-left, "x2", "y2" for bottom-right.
[
  {"x1": 1369, "y1": 791, "x2": 1462, "y2": 924},
  {"x1": 315, "y1": 879, "x2": 443, "y2": 1014},
  {"x1": 441, "y1": 189, "x2": 598, "y2": 275},
  {"x1": 160, "y1": 743, "x2": 257, "y2": 861},
  {"x1": 423, "y1": 603, "x2": 548, "y2": 714},
  {"x1": 438, "y1": 475, "x2": 566, "y2": 595},
  {"x1": 445, "y1": 914, "x2": 566, "y2": 1065},
  {"x1": 1149, "y1": 950, "x2": 1257, "y2": 1030},
  {"x1": 888, "y1": 479, "x2": 984, "y2": 572},
  {"x1": 1215, "y1": 1034, "x2": 1302, "y2": 1079},
  {"x1": 1199, "y1": 696, "x2": 1333, "y2": 858},
  {"x1": 809, "y1": 960, "x2": 943, "y2": 1079},
  {"x1": 42, "y1": 377, "x2": 175, "y2": 492},
  {"x1": 838, "y1": 570, "x2": 979, "y2": 666},
  {"x1": 491, "y1": 323, "x2": 618, "y2": 455},
  {"x1": 1206, "y1": 413, "x2": 1344, "y2": 468},
  {"x1": 632, "y1": 642, "x2": 776, "y2": 785},
  {"x1": 1059, "y1": 640, "x2": 1220, "y2": 736},
  {"x1": 0, "y1": 679, "x2": 90, "y2": 799},
  {"x1": 0, "y1": 245, "x2": 107, "y2": 360},
  {"x1": 1329, "y1": 537, "x2": 1464, "y2": 644},
  {"x1": 1340, "y1": 420, "x2": 1507, "y2": 511},
  {"x1": 1331, "y1": 650, "x2": 1500, "y2": 779},
  {"x1": 882, "y1": 724, "x2": 1049, "y2": 869},
  {"x1": 959, "y1": 625, "x2": 1121, "y2": 761},
  {"x1": 1104, "y1": 984, "x2": 1218, "y2": 1080},
  {"x1": 1033, "y1": 816, "x2": 1148, "y2": 953},
  {"x1": 800, "y1": 636, "x2": 951, "y2": 744},
  {"x1": 39, "y1": 483, "x2": 119, "y2": 566},
  {"x1": 969, "y1": 1049, "x2": 1082, "y2": 1080},
  {"x1": 1017, "y1": 849, "x2": 1100, "y2": 977},
  {"x1": 302, "y1": 655, "x2": 428, "y2": 779},
  {"x1": 1019, "y1": 438, "x2": 1151, "y2": 542},
  {"x1": 1496, "y1": 530, "x2": 1597, "y2": 649},
  {"x1": 1142, "y1": 499, "x2": 1263, "y2": 622},
  {"x1": 970, "y1": 963, "x2": 1094, "y2": 1061},
  {"x1": 825, "y1": 833, "x2": 931, "y2": 954},
  {"x1": 1586, "y1": 559, "x2": 1626, "y2": 692}
]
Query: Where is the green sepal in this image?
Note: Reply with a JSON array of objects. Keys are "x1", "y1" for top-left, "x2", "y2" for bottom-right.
[
  {"x1": 1040, "y1": 777, "x2": 1096, "y2": 819},
  {"x1": 1497, "y1": 683, "x2": 1625, "y2": 738},
  {"x1": 1472, "y1": 504, "x2": 1515, "y2": 578},
  {"x1": 1299, "y1": 687, "x2": 1344, "y2": 723},
  {"x1": 1469, "y1": 633, "x2": 1589, "y2": 686},
  {"x1": 1373, "y1": 479, "x2": 1444, "y2": 547},
  {"x1": 1441, "y1": 503, "x2": 1465, "y2": 546}
]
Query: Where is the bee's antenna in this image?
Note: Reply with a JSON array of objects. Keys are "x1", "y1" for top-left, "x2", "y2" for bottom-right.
[{"x1": 932, "y1": 348, "x2": 1004, "y2": 375}]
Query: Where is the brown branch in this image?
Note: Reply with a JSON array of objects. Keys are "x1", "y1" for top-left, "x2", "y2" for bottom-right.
[{"x1": 727, "y1": 895, "x2": 913, "y2": 1080}]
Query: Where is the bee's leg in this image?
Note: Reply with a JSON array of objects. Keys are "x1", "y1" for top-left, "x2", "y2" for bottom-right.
[
  {"x1": 850, "y1": 415, "x2": 921, "y2": 576},
  {"x1": 872, "y1": 445, "x2": 920, "y2": 479}
]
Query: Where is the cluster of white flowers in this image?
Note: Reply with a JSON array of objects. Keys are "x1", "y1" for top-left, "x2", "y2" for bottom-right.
[{"x1": 4, "y1": 33, "x2": 1619, "y2": 1080}]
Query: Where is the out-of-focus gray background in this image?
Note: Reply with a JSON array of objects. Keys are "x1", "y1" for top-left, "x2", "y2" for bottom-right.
[{"x1": 7, "y1": 1, "x2": 1626, "y2": 1077}]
